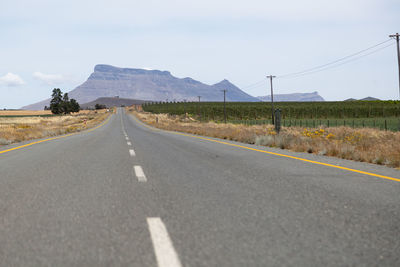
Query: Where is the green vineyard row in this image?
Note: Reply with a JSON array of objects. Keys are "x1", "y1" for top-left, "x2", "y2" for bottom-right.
[{"x1": 143, "y1": 101, "x2": 400, "y2": 120}]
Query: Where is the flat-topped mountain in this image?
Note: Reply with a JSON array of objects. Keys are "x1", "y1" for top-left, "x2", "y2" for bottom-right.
[
  {"x1": 23, "y1": 65, "x2": 259, "y2": 110},
  {"x1": 257, "y1": 91, "x2": 325, "y2": 102}
]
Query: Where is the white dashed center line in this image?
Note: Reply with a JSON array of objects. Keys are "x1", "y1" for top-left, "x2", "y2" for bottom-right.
[
  {"x1": 127, "y1": 141, "x2": 132, "y2": 146},
  {"x1": 125, "y1": 136, "x2": 129, "y2": 140},
  {"x1": 129, "y1": 149, "x2": 136, "y2": 157},
  {"x1": 134, "y1": 165, "x2": 147, "y2": 182},
  {"x1": 147, "y1": 217, "x2": 182, "y2": 267}
]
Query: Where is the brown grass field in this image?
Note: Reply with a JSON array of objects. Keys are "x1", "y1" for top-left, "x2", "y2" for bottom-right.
[
  {"x1": 0, "y1": 109, "x2": 111, "y2": 145},
  {"x1": 0, "y1": 110, "x2": 53, "y2": 116},
  {"x1": 130, "y1": 108, "x2": 400, "y2": 169},
  {"x1": 0, "y1": 109, "x2": 105, "y2": 116}
]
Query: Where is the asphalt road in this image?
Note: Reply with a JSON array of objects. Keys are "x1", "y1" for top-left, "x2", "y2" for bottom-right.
[{"x1": 0, "y1": 108, "x2": 399, "y2": 266}]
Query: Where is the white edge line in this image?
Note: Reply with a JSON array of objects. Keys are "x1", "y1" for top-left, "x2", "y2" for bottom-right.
[{"x1": 147, "y1": 217, "x2": 182, "y2": 267}]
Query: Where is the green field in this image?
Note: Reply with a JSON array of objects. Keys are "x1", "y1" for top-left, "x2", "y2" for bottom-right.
[{"x1": 143, "y1": 101, "x2": 400, "y2": 131}]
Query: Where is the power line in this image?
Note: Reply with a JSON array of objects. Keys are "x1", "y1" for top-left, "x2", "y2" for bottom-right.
[
  {"x1": 240, "y1": 79, "x2": 266, "y2": 89},
  {"x1": 239, "y1": 38, "x2": 395, "y2": 92},
  {"x1": 279, "y1": 42, "x2": 395, "y2": 79},
  {"x1": 277, "y1": 39, "x2": 394, "y2": 79}
]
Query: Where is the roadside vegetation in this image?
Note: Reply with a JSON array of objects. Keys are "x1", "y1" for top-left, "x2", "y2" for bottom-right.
[
  {"x1": 130, "y1": 108, "x2": 400, "y2": 169},
  {"x1": 0, "y1": 109, "x2": 111, "y2": 146}
]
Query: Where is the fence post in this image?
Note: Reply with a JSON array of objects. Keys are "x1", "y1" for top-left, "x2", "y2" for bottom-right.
[
  {"x1": 327, "y1": 120, "x2": 330, "y2": 127},
  {"x1": 385, "y1": 120, "x2": 387, "y2": 131},
  {"x1": 313, "y1": 120, "x2": 315, "y2": 128},
  {"x1": 275, "y1": 109, "x2": 282, "y2": 133}
]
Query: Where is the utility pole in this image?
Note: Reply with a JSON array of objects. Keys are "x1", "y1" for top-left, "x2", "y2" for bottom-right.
[
  {"x1": 222, "y1": 89, "x2": 227, "y2": 123},
  {"x1": 183, "y1": 99, "x2": 187, "y2": 119},
  {"x1": 197, "y1": 96, "x2": 201, "y2": 118},
  {"x1": 389, "y1": 33, "x2": 400, "y2": 99},
  {"x1": 267, "y1": 75, "x2": 276, "y2": 124}
]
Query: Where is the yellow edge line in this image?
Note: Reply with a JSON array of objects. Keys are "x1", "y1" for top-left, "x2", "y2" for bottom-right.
[
  {"x1": 0, "y1": 115, "x2": 112, "y2": 155},
  {"x1": 131, "y1": 113, "x2": 400, "y2": 183}
]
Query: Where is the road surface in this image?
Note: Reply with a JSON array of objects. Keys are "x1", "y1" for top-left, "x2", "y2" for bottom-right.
[{"x1": 0, "y1": 108, "x2": 399, "y2": 266}]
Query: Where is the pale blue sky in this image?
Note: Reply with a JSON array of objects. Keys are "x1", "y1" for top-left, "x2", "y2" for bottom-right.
[{"x1": 0, "y1": 0, "x2": 399, "y2": 108}]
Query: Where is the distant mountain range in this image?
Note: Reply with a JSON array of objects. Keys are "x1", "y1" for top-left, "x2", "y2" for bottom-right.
[
  {"x1": 23, "y1": 64, "x2": 258, "y2": 110},
  {"x1": 257, "y1": 91, "x2": 324, "y2": 102},
  {"x1": 344, "y1": 97, "x2": 380, "y2": 101}
]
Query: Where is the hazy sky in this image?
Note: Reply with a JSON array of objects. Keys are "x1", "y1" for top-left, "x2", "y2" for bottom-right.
[{"x1": 1, "y1": 0, "x2": 399, "y2": 108}]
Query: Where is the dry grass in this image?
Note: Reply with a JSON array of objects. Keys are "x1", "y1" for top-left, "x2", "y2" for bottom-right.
[
  {"x1": 0, "y1": 110, "x2": 53, "y2": 116},
  {"x1": 130, "y1": 109, "x2": 400, "y2": 169},
  {"x1": 0, "y1": 109, "x2": 109, "y2": 116},
  {"x1": 0, "y1": 110, "x2": 112, "y2": 145}
]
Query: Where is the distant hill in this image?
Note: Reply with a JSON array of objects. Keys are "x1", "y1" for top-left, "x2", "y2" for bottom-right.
[
  {"x1": 23, "y1": 64, "x2": 259, "y2": 110},
  {"x1": 257, "y1": 91, "x2": 324, "y2": 102},
  {"x1": 344, "y1": 97, "x2": 380, "y2": 101},
  {"x1": 360, "y1": 96, "x2": 380, "y2": 101},
  {"x1": 80, "y1": 97, "x2": 146, "y2": 109}
]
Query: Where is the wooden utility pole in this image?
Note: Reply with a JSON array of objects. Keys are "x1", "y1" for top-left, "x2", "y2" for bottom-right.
[
  {"x1": 197, "y1": 96, "x2": 201, "y2": 118},
  {"x1": 267, "y1": 75, "x2": 276, "y2": 124},
  {"x1": 222, "y1": 90, "x2": 227, "y2": 123},
  {"x1": 183, "y1": 99, "x2": 187, "y2": 119},
  {"x1": 389, "y1": 33, "x2": 400, "y2": 99}
]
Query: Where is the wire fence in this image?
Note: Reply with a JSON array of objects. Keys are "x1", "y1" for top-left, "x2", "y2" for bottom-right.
[{"x1": 228, "y1": 118, "x2": 400, "y2": 131}]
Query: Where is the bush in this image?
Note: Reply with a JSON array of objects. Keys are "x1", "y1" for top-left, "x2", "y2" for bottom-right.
[{"x1": 95, "y1": 103, "x2": 107, "y2": 110}]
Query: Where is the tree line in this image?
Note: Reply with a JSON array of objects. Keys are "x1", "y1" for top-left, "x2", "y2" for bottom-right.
[{"x1": 45, "y1": 88, "x2": 80, "y2": 114}]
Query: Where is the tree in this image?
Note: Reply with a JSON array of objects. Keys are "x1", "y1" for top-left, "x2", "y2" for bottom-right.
[
  {"x1": 50, "y1": 88, "x2": 63, "y2": 114},
  {"x1": 49, "y1": 89, "x2": 80, "y2": 114},
  {"x1": 61, "y1": 93, "x2": 72, "y2": 114},
  {"x1": 70, "y1": 99, "x2": 80, "y2": 113}
]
